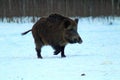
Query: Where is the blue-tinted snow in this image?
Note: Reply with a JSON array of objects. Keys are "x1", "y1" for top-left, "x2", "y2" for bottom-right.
[{"x1": 0, "y1": 17, "x2": 120, "y2": 80}]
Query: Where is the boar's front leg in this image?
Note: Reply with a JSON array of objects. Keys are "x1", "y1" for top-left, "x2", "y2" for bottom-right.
[
  {"x1": 61, "y1": 46, "x2": 66, "y2": 57},
  {"x1": 53, "y1": 45, "x2": 61, "y2": 55},
  {"x1": 53, "y1": 45, "x2": 66, "y2": 57}
]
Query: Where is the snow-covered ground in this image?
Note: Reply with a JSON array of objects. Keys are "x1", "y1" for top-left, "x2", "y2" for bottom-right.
[{"x1": 0, "y1": 17, "x2": 120, "y2": 80}]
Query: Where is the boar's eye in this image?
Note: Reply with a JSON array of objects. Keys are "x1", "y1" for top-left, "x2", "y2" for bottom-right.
[{"x1": 64, "y1": 19, "x2": 71, "y2": 29}]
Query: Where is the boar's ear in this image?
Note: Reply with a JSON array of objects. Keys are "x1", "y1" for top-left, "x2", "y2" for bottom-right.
[
  {"x1": 64, "y1": 19, "x2": 71, "y2": 29},
  {"x1": 75, "y1": 18, "x2": 79, "y2": 24}
]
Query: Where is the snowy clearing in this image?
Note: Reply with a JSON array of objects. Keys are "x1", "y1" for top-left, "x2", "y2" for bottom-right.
[{"x1": 0, "y1": 17, "x2": 120, "y2": 80}]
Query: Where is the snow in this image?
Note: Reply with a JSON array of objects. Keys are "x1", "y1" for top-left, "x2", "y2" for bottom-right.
[{"x1": 0, "y1": 17, "x2": 120, "y2": 80}]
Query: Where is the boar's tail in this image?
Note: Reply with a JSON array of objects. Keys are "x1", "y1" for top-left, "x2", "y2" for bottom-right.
[{"x1": 21, "y1": 29, "x2": 32, "y2": 35}]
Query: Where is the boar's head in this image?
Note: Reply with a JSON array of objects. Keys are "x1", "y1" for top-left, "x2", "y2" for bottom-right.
[{"x1": 63, "y1": 18, "x2": 83, "y2": 44}]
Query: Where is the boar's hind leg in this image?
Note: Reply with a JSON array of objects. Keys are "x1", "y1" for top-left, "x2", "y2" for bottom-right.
[
  {"x1": 32, "y1": 30, "x2": 43, "y2": 59},
  {"x1": 53, "y1": 45, "x2": 66, "y2": 57},
  {"x1": 35, "y1": 41, "x2": 43, "y2": 59},
  {"x1": 36, "y1": 48, "x2": 42, "y2": 59}
]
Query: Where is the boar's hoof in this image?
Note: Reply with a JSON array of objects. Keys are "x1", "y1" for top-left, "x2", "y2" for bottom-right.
[
  {"x1": 37, "y1": 56, "x2": 43, "y2": 59},
  {"x1": 54, "y1": 50, "x2": 60, "y2": 55},
  {"x1": 61, "y1": 55, "x2": 66, "y2": 58},
  {"x1": 38, "y1": 57, "x2": 43, "y2": 59}
]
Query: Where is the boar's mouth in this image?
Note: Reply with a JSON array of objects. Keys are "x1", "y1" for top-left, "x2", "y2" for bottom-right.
[
  {"x1": 66, "y1": 38, "x2": 82, "y2": 44},
  {"x1": 68, "y1": 40, "x2": 77, "y2": 44},
  {"x1": 65, "y1": 36, "x2": 83, "y2": 44},
  {"x1": 76, "y1": 37, "x2": 83, "y2": 44}
]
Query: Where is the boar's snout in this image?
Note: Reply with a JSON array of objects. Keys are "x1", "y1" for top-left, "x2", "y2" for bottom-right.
[
  {"x1": 76, "y1": 36, "x2": 83, "y2": 44},
  {"x1": 65, "y1": 31, "x2": 83, "y2": 44},
  {"x1": 72, "y1": 35, "x2": 83, "y2": 44}
]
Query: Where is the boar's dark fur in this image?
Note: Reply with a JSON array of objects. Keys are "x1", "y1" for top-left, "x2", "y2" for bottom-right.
[{"x1": 22, "y1": 13, "x2": 82, "y2": 59}]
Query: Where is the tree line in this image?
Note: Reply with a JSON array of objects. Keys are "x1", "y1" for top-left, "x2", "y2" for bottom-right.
[{"x1": 0, "y1": 0, "x2": 119, "y2": 22}]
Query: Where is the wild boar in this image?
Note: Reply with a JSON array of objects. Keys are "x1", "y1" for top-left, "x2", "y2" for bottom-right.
[{"x1": 22, "y1": 13, "x2": 83, "y2": 59}]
